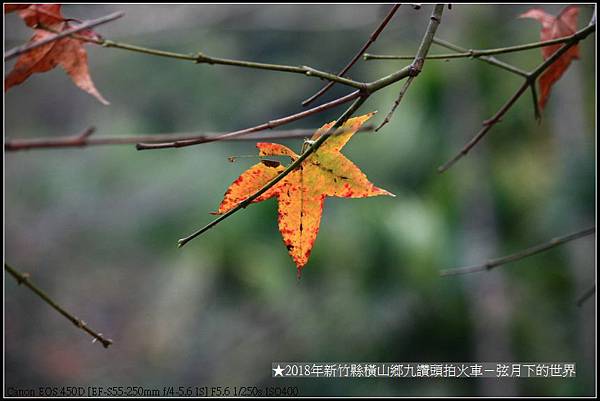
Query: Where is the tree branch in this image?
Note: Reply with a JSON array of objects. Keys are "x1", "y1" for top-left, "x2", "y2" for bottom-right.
[
  {"x1": 46, "y1": 29, "x2": 368, "y2": 90},
  {"x1": 4, "y1": 11, "x2": 125, "y2": 61},
  {"x1": 135, "y1": 90, "x2": 361, "y2": 150},
  {"x1": 440, "y1": 227, "x2": 595, "y2": 276},
  {"x1": 430, "y1": 38, "x2": 529, "y2": 77},
  {"x1": 375, "y1": 75, "x2": 415, "y2": 131},
  {"x1": 363, "y1": 28, "x2": 596, "y2": 63},
  {"x1": 177, "y1": 4, "x2": 445, "y2": 248},
  {"x1": 5, "y1": 263, "x2": 113, "y2": 348},
  {"x1": 437, "y1": 21, "x2": 596, "y2": 173},
  {"x1": 375, "y1": 4, "x2": 444, "y2": 131},
  {"x1": 301, "y1": 4, "x2": 401, "y2": 107},
  {"x1": 5, "y1": 124, "x2": 373, "y2": 152},
  {"x1": 437, "y1": 79, "x2": 530, "y2": 173}
]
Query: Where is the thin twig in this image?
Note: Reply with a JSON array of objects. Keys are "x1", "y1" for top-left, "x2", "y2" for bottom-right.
[
  {"x1": 375, "y1": 76, "x2": 414, "y2": 131},
  {"x1": 530, "y1": 82, "x2": 541, "y2": 122},
  {"x1": 375, "y1": 4, "x2": 444, "y2": 131},
  {"x1": 301, "y1": 4, "x2": 401, "y2": 107},
  {"x1": 437, "y1": 21, "x2": 596, "y2": 173},
  {"x1": 363, "y1": 29, "x2": 595, "y2": 61},
  {"x1": 177, "y1": 4, "x2": 445, "y2": 248},
  {"x1": 5, "y1": 124, "x2": 373, "y2": 152},
  {"x1": 431, "y1": 38, "x2": 529, "y2": 77},
  {"x1": 440, "y1": 227, "x2": 595, "y2": 276},
  {"x1": 45, "y1": 28, "x2": 367, "y2": 90},
  {"x1": 4, "y1": 11, "x2": 125, "y2": 61},
  {"x1": 193, "y1": 53, "x2": 367, "y2": 90},
  {"x1": 576, "y1": 285, "x2": 596, "y2": 307},
  {"x1": 136, "y1": 90, "x2": 361, "y2": 150},
  {"x1": 5, "y1": 263, "x2": 113, "y2": 348},
  {"x1": 437, "y1": 79, "x2": 530, "y2": 173},
  {"x1": 34, "y1": 19, "x2": 426, "y2": 122}
]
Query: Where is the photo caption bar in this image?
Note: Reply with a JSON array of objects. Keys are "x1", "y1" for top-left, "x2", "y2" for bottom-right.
[{"x1": 272, "y1": 362, "x2": 576, "y2": 378}]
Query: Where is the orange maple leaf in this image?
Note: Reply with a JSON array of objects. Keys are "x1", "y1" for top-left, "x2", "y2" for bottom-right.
[
  {"x1": 5, "y1": 4, "x2": 109, "y2": 105},
  {"x1": 519, "y1": 5, "x2": 580, "y2": 110},
  {"x1": 213, "y1": 112, "x2": 394, "y2": 277}
]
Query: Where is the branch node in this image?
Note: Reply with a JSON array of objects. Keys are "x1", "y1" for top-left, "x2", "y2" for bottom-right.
[
  {"x1": 409, "y1": 58, "x2": 424, "y2": 77},
  {"x1": 16, "y1": 272, "x2": 31, "y2": 285},
  {"x1": 195, "y1": 52, "x2": 211, "y2": 64}
]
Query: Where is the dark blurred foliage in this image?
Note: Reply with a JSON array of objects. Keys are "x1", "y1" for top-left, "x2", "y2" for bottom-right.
[{"x1": 4, "y1": 4, "x2": 595, "y2": 397}]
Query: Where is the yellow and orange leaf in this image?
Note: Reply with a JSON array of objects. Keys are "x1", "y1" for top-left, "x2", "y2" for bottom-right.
[
  {"x1": 213, "y1": 112, "x2": 394, "y2": 276},
  {"x1": 519, "y1": 5, "x2": 580, "y2": 110}
]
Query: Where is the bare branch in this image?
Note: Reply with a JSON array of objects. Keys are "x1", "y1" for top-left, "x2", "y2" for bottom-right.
[
  {"x1": 437, "y1": 80, "x2": 529, "y2": 173},
  {"x1": 440, "y1": 227, "x2": 595, "y2": 276},
  {"x1": 375, "y1": 4, "x2": 445, "y2": 130},
  {"x1": 364, "y1": 29, "x2": 596, "y2": 63},
  {"x1": 4, "y1": 11, "x2": 125, "y2": 61},
  {"x1": 437, "y1": 21, "x2": 596, "y2": 173},
  {"x1": 375, "y1": 76, "x2": 415, "y2": 131},
  {"x1": 366, "y1": 37, "x2": 530, "y2": 77},
  {"x1": 431, "y1": 38, "x2": 529, "y2": 77},
  {"x1": 135, "y1": 90, "x2": 361, "y2": 150},
  {"x1": 301, "y1": 4, "x2": 401, "y2": 107},
  {"x1": 5, "y1": 263, "x2": 113, "y2": 348},
  {"x1": 36, "y1": 23, "x2": 367, "y2": 90},
  {"x1": 5, "y1": 124, "x2": 373, "y2": 152}
]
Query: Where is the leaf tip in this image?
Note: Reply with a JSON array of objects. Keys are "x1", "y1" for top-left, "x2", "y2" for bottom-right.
[{"x1": 376, "y1": 187, "x2": 396, "y2": 197}]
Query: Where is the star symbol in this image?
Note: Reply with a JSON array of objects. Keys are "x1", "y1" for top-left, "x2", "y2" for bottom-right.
[{"x1": 273, "y1": 364, "x2": 284, "y2": 377}]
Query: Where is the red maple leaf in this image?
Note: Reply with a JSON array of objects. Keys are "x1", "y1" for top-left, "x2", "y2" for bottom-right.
[
  {"x1": 5, "y1": 3, "x2": 64, "y2": 27},
  {"x1": 5, "y1": 4, "x2": 109, "y2": 105},
  {"x1": 519, "y1": 6, "x2": 580, "y2": 110}
]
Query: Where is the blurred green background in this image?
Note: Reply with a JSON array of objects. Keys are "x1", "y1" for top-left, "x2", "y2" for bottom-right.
[{"x1": 4, "y1": 4, "x2": 596, "y2": 397}]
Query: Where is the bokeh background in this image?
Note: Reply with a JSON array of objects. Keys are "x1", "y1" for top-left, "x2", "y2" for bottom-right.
[{"x1": 4, "y1": 4, "x2": 596, "y2": 397}]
